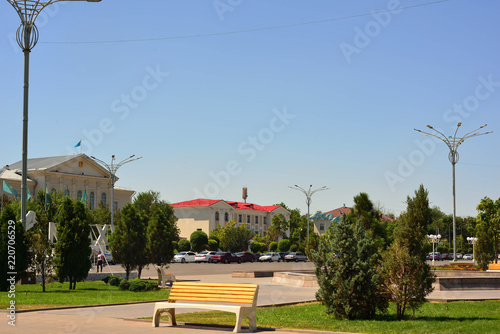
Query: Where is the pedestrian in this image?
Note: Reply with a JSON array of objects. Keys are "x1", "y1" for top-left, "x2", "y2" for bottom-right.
[{"x1": 96, "y1": 251, "x2": 104, "y2": 273}]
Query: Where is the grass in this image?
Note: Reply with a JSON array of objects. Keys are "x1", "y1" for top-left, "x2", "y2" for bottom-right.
[
  {"x1": 170, "y1": 301, "x2": 500, "y2": 334},
  {"x1": 0, "y1": 280, "x2": 170, "y2": 310}
]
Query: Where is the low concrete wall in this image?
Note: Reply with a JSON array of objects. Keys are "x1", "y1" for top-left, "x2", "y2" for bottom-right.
[
  {"x1": 434, "y1": 277, "x2": 500, "y2": 291},
  {"x1": 271, "y1": 272, "x2": 318, "y2": 288},
  {"x1": 434, "y1": 270, "x2": 500, "y2": 277}
]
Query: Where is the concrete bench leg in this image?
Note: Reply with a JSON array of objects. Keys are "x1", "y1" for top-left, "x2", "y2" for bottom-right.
[{"x1": 152, "y1": 307, "x2": 176, "y2": 327}]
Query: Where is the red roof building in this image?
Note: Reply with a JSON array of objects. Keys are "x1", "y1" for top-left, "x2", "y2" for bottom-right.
[{"x1": 172, "y1": 199, "x2": 290, "y2": 238}]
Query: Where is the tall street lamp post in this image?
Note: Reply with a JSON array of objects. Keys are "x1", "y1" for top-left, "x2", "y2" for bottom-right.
[
  {"x1": 288, "y1": 185, "x2": 329, "y2": 241},
  {"x1": 427, "y1": 234, "x2": 441, "y2": 266},
  {"x1": 91, "y1": 155, "x2": 142, "y2": 230},
  {"x1": 414, "y1": 123, "x2": 491, "y2": 261},
  {"x1": 8, "y1": 0, "x2": 101, "y2": 228}
]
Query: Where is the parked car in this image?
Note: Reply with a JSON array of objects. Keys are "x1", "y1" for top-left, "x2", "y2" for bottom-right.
[
  {"x1": 284, "y1": 252, "x2": 308, "y2": 262},
  {"x1": 427, "y1": 252, "x2": 442, "y2": 261},
  {"x1": 195, "y1": 251, "x2": 217, "y2": 263},
  {"x1": 236, "y1": 252, "x2": 256, "y2": 263},
  {"x1": 103, "y1": 252, "x2": 115, "y2": 265},
  {"x1": 209, "y1": 252, "x2": 242, "y2": 264},
  {"x1": 278, "y1": 252, "x2": 289, "y2": 262},
  {"x1": 463, "y1": 254, "x2": 474, "y2": 260},
  {"x1": 259, "y1": 252, "x2": 281, "y2": 262},
  {"x1": 173, "y1": 252, "x2": 197, "y2": 263},
  {"x1": 456, "y1": 253, "x2": 463, "y2": 259}
]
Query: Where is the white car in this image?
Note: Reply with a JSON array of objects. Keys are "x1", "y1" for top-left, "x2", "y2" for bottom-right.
[
  {"x1": 195, "y1": 251, "x2": 217, "y2": 263},
  {"x1": 463, "y1": 254, "x2": 473, "y2": 260},
  {"x1": 259, "y1": 252, "x2": 281, "y2": 262},
  {"x1": 173, "y1": 252, "x2": 197, "y2": 263}
]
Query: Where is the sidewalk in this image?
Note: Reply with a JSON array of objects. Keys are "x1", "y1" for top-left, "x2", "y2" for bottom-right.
[{"x1": 2, "y1": 271, "x2": 500, "y2": 334}]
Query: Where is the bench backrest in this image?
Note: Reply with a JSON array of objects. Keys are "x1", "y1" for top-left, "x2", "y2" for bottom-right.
[{"x1": 168, "y1": 282, "x2": 259, "y2": 307}]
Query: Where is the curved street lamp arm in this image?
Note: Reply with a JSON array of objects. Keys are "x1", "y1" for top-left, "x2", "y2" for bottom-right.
[
  {"x1": 414, "y1": 129, "x2": 453, "y2": 151},
  {"x1": 310, "y1": 186, "x2": 330, "y2": 196},
  {"x1": 116, "y1": 156, "x2": 142, "y2": 169}
]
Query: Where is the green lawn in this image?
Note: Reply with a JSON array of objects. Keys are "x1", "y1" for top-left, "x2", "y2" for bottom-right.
[
  {"x1": 172, "y1": 301, "x2": 500, "y2": 334},
  {"x1": 0, "y1": 280, "x2": 170, "y2": 309}
]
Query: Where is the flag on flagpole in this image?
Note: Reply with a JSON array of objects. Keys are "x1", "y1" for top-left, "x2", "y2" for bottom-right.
[
  {"x1": 74, "y1": 140, "x2": 82, "y2": 148},
  {"x1": 27, "y1": 186, "x2": 31, "y2": 200},
  {"x1": 45, "y1": 184, "x2": 50, "y2": 206},
  {"x1": 82, "y1": 189, "x2": 88, "y2": 203},
  {"x1": 2, "y1": 180, "x2": 18, "y2": 196},
  {"x1": 65, "y1": 185, "x2": 70, "y2": 197}
]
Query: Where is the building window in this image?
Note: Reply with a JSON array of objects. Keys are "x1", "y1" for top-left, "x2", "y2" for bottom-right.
[
  {"x1": 77, "y1": 190, "x2": 82, "y2": 201},
  {"x1": 215, "y1": 211, "x2": 219, "y2": 221},
  {"x1": 263, "y1": 217, "x2": 267, "y2": 225},
  {"x1": 197, "y1": 228, "x2": 202, "y2": 231},
  {"x1": 246, "y1": 215, "x2": 250, "y2": 224},
  {"x1": 255, "y1": 216, "x2": 259, "y2": 224},
  {"x1": 224, "y1": 212, "x2": 228, "y2": 222},
  {"x1": 90, "y1": 192, "x2": 95, "y2": 210},
  {"x1": 238, "y1": 215, "x2": 242, "y2": 223},
  {"x1": 320, "y1": 223, "x2": 324, "y2": 231},
  {"x1": 101, "y1": 193, "x2": 107, "y2": 206}
]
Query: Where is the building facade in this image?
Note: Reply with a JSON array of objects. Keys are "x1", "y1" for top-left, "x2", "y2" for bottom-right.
[
  {"x1": 172, "y1": 199, "x2": 291, "y2": 239},
  {"x1": 0, "y1": 154, "x2": 134, "y2": 211}
]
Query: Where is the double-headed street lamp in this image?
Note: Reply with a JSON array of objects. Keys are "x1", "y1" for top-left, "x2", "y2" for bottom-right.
[
  {"x1": 8, "y1": 0, "x2": 101, "y2": 228},
  {"x1": 427, "y1": 234, "x2": 441, "y2": 266},
  {"x1": 90, "y1": 155, "x2": 142, "y2": 229},
  {"x1": 288, "y1": 185, "x2": 329, "y2": 240},
  {"x1": 467, "y1": 236, "x2": 478, "y2": 265},
  {"x1": 414, "y1": 123, "x2": 491, "y2": 262}
]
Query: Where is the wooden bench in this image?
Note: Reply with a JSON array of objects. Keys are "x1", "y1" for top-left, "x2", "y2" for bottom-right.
[
  {"x1": 450, "y1": 262, "x2": 474, "y2": 269},
  {"x1": 153, "y1": 282, "x2": 259, "y2": 333}
]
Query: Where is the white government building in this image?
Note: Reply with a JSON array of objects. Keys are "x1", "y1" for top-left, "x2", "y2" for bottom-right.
[{"x1": 0, "y1": 154, "x2": 135, "y2": 211}]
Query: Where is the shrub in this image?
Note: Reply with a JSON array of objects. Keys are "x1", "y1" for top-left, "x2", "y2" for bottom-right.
[
  {"x1": 290, "y1": 244, "x2": 298, "y2": 252},
  {"x1": 208, "y1": 239, "x2": 218, "y2": 251},
  {"x1": 260, "y1": 242, "x2": 268, "y2": 253},
  {"x1": 119, "y1": 279, "x2": 130, "y2": 291},
  {"x1": 249, "y1": 242, "x2": 260, "y2": 253},
  {"x1": 269, "y1": 242, "x2": 278, "y2": 251},
  {"x1": 278, "y1": 239, "x2": 291, "y2": 252},
  {"x1": 178, "y1": 239, "x2": 191, "y2": 252},
  {"x1": 190, "y1": 231, "x2": 209, "y2": 252},
  {"x1": 102, "y1": 275, "x2": 112, "y2": 284},
  {"x1": 128, "y1": 278, "x2": 146, "y2": 292},
  {"x1": 108, "y1": 276, "x2": 123, "y2": 287}
]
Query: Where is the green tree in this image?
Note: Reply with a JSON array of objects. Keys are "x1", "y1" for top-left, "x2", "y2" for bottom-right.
[
  {"x1": 474, "y1": 197, "x2": 500, "y2": 269},
  {"x1": 109, "y1": 204, "x2": 146, "y2": 280},
  {"x1": 54, "y1": 198, "x2": 92, "y2": 290},
  {"x1": 211, "y1": 220, "x2": 253, "y2": 252},
  {"x1": 147, "y1": 201, "x2": 179, "y2": 284},
  {"x1": 269, "y1": 241, "x2": 278, "y2": 251},
  {"x1": 208, "y1": 238, "x2": 219, "y2": 251},
  {"x1": 266, "y1": 213, "x2": 289, "y2": 243},
  {"x1": 311, "y1": 214, "x2": 387, "y2": 320},
  {"x1": 28, "y1": 210, "x2": 53, "y2": 292},
  {"x1": 278, "y1": 238, "x2": 291, "y2": 252},
  {"x1": 381, "y1": 185, "x2": 434, "y2": 319},
  {"x1": 178, "y1": 239, "x2": 191, "y2": 251},
  {"x1": 190, "y1": 230, "x2": 209, "y2": 252},
  {"x1": 0, "y1": 205, "x2": 29, "y2": 291}
]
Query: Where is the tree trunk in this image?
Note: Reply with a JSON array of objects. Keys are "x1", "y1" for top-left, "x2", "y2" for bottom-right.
[{"x1": 138, "y1": 265, "x2": 143, "y2": 279}]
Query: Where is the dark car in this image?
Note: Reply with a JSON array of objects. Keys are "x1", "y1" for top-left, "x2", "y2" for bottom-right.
[
  {"x1": 209, "y1": 252, "x2": 242, "y2": 264},
  {"x1": 278, "y1": 252, "x2": 289, "y2": 262},
  {"x1": 236, "y1": 252, "x2": 256, "y2": 263}
]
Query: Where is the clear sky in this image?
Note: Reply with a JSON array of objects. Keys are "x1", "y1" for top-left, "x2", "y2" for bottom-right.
[{"x1": 1, "y1": 0, "x2": 499, "y2": 218}]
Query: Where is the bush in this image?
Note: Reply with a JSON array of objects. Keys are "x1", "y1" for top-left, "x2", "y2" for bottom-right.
[
  {"x1": 269, "y1": 242, "x2": 278, "y2": 251},
  {"x1": 249, "y1": 242, "x2": 260, "y2": 253},
  {"x1": 178, "y1": 239, "x2": 191, "y2": 252},
  {"x1": 260, "y1": 242, "x2": 268, "y2": 253},
  {"x1": 102, "y1": 275, "x2": 112, "y2": 284},
  {"x1": 278, "y1": 239, "x2": 291, "y2": 252},
  {"x1": 208, "y1": 239, "x2": 218, "y2": 251},
  {"x1": 290, "y1": 244, "x2": 298, "y2": 252},
  {"x1": 108, "y1": 276, "x2": 123, "y2": 287},
  {"x1": 190, "y1": 230, "x2": 209, "y2": 252},
  {"x1": 119, "y1": 279, "x2": 130, "y2": 291}
]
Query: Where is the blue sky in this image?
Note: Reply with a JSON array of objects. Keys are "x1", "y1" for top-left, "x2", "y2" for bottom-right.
[{"x1": 1, "y1": 0, "x2": 499, "y2": 218}]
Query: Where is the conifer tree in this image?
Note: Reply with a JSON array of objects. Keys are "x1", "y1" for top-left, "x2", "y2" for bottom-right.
[
  {"x1": 382, "y1": 185, "x2": 434, "y2": 319},
  {"x1": 312, "y1": 214, "x2": 387, "y2": 320},
  {"x1": 54, "y1": 198, "x2": 92, "y2": 290}
]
